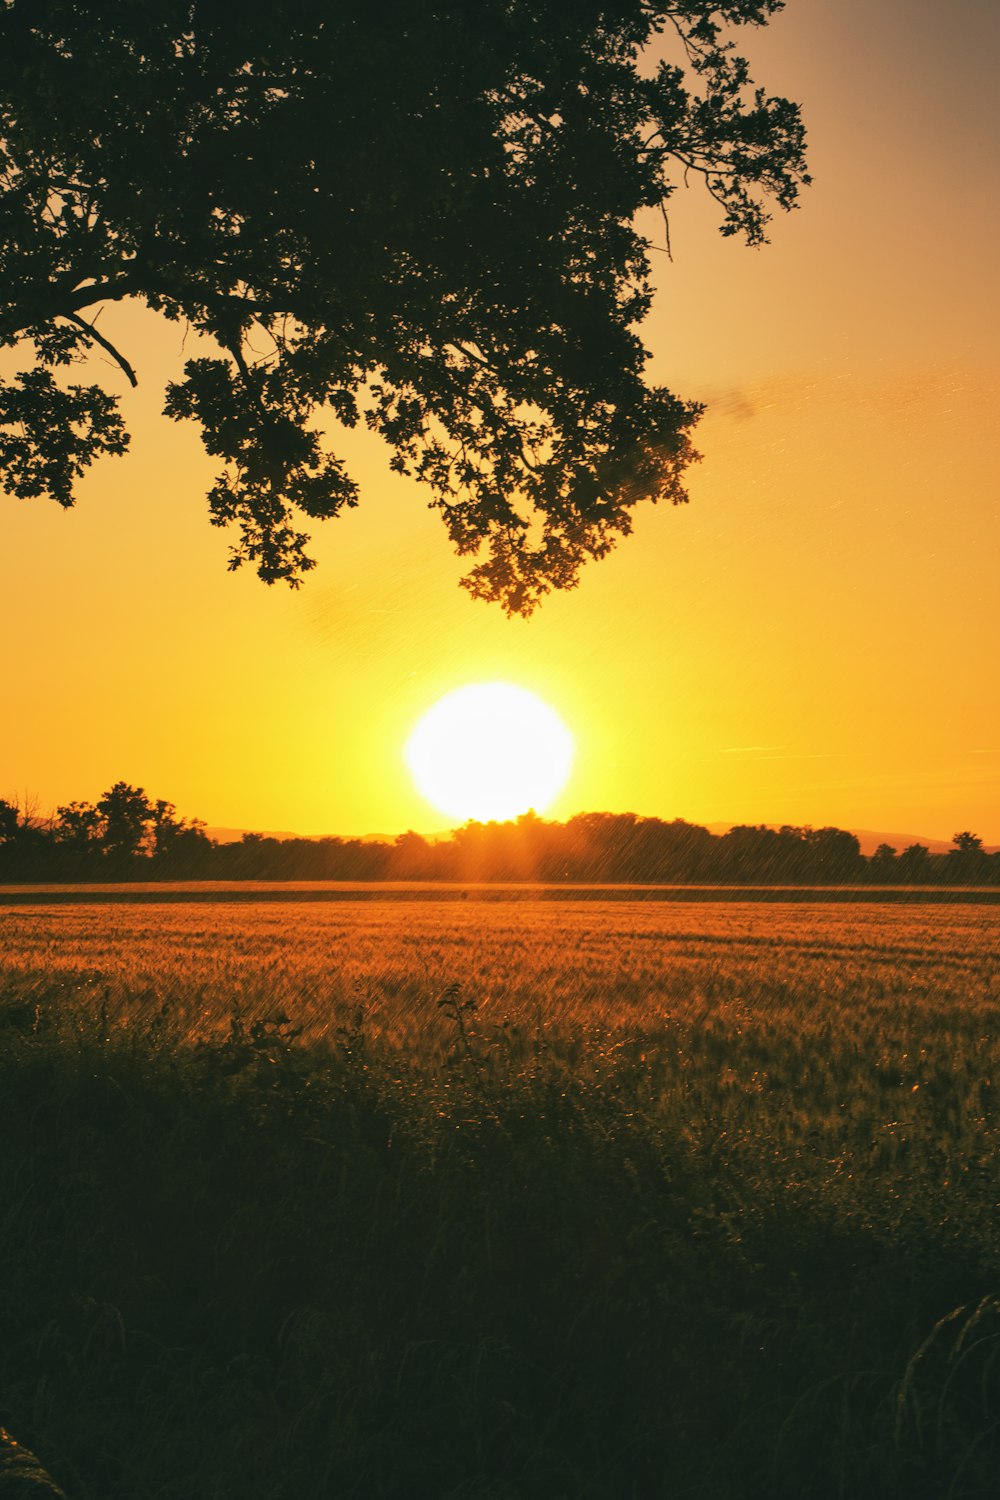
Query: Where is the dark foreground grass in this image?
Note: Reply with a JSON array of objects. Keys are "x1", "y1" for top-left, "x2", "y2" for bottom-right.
[{"x1": 0, "y1": 992, "x2": 997, "y2": 1500}]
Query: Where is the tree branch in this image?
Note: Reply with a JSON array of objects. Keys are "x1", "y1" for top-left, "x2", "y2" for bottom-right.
[
  {"x1": 660, "y1": 203, "x2": 674, "y2": 262},
  {"x1": 63, "y1": 274, "x2": 144, "y2": 314},
  {"x1": 66, "y1": 313, "x2": 138, "y2": 387},
  {"x1": 447, "y1": 340, "x2": 494, "y2": 370}
]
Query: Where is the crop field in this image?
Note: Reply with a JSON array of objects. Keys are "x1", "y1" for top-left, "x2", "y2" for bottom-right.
[
  {"x1": 0, "y1": 895, "x2": 998, "y2": 1499},
  {"x1": 3, "y1": 892, "x2": 997, "y2": 1030}
]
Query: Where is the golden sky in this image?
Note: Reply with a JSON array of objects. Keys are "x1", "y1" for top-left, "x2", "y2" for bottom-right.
[{"x1": 3, "y1": 0, "x2": 998, "y2": 843}]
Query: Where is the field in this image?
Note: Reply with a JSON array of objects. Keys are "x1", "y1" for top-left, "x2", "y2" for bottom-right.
[{"x1": 1, "y1": 894, "x2": 998, "y2": 1498}]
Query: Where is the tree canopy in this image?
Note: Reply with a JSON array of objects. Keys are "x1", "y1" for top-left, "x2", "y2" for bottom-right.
[
  {"x1": 0, "y1": 0, "x2": 808, "y2": 612},
  {"x1": 3, "y1": 791, "x2": 997, "y2": 885}
]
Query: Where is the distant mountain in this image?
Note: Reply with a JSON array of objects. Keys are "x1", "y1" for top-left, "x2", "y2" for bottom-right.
[
  {"x1": 204, "y1": 827, "x2": 304, "y2": 844},
  {"x1": 204, "y1": 827, "x2": 395, "y2": 844}
]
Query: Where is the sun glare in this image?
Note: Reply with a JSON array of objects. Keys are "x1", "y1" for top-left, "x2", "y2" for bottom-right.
[{"x1": 405, "y1": 682, "x2": 574, "y2": 824}]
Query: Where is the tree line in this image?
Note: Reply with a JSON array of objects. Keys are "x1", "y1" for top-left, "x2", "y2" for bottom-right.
[{"x1": 0, "y1": 784, "x2": 996, "y2": 886}]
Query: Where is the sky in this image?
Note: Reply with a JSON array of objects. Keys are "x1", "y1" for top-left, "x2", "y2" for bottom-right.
[{"x1": 3, "y1": 0, "x2": 998, "y2": 843}]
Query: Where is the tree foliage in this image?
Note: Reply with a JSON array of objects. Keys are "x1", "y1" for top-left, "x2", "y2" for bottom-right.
[
  {"x1": 50, "y1": 781, "x2": 208, "y2": 872},
  {"x1": 5, "y1": 792, "x2": 996, "y2": 885},
  {"x1": 0, "y1": 0, "x2": 809, "y2": 611}
]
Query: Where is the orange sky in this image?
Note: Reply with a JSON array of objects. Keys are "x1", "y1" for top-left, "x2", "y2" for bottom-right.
[{"x1": 3, "y1": 0, "x2": 999, "y2": 843}]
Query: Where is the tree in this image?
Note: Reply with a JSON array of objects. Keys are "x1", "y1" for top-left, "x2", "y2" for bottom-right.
[
  {"x1": 0, "y1": 0, "x2": 808, "y2": 613},
  {"x1": 803, "y1": 826, "x2": 863, "y2": 882},
  {"x1": 52, "y1": 781, "x2": 204, "y2": 870},
  {"x1": 389, "y1": 830, "x2": 436, "y2": 881},
  {"x1": 897, "y1": 842, "x2": 930, "y2": 881},
  {"x1": 947, "y1": 830, "x2": 988, "y2": 886},
  {"x1": 53, "y1": 798, "x2": 102, "y2": 851},
  {"x1": 0, "y1": 794, "x2": 50, "y2": 876},
  {"x1": 96, "y1": 781, "x2": 156, "y2": 862},
  {"x1": 0, "y1": 797, "x2": 18, "y2": 842},
  {"x1": 149, "y1": 795, "x2": 211, "y2": 870}
]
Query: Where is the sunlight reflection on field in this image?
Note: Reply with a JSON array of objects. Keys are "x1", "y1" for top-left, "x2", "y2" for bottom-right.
[
  {"x1": 3, "y1": 899, "x2": 996, "y2": 1048},
  {"x1": 3, "y1": 896, "x2": 999, "y2": 1277}
]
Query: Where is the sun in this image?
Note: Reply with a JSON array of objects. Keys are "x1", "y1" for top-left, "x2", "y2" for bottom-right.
[{"x1": 405, "y1": 682, "x2": 574, "y2": 824}]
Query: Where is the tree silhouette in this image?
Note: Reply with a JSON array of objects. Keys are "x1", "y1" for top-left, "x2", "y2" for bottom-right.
[
  {"x1": 51, "y1": 782, "x2": 207, "y2": 873},
  {"x1": 96, "y1": 782, "x2": 157, "y2": 863},
  {"x1": 2, "y1": 792, "x2": 997, "y2": 884},
  {"x1": 0, "y1": 798, "x2": 18, "y2": 842},
  {"x1": 947, "y1": 830, "x2": 989, "y2": 885},
  {"x1": 52, "y1": 799, "x2": 102, "y2": 853},
  {"x1": 897, "y1": 842, "x2": 930, "y2": 880},
  {"x1": 0, "y1": 1, "x2": 808, "y2": 612}
]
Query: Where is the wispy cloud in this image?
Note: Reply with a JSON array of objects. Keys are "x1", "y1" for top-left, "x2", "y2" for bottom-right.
[
  {"x1": 720, "y1": 746, "x2": 787, "y2": 755},
  {"x1": 718, "y1": 747, "x2": 835, "y2": 763}
]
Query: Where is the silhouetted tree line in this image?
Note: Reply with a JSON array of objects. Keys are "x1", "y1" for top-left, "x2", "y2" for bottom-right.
[{"x1": 1, "y1": 785, "x2": 997, "y2": 886}]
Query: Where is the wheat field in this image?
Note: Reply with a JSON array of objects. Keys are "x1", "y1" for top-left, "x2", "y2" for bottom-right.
[
  {"x1": 4, "y1": 894, "x2": 996, "y2": 1025},
  {"x1": 4, "y1": 898, "x2": 997, "y2": 1196},
  {"x1": 1, "y1": 895, "x2": 998, "y2": 1499}
]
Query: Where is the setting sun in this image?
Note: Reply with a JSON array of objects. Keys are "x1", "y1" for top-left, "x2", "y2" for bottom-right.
[{"x1": 405, "y1": 683, "x2": 574, "y2": 824}]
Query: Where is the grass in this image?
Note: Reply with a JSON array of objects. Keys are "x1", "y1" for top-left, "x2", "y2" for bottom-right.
[{"x1": 0, "y1": 897, "x2": 997, "y2": 1498}]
